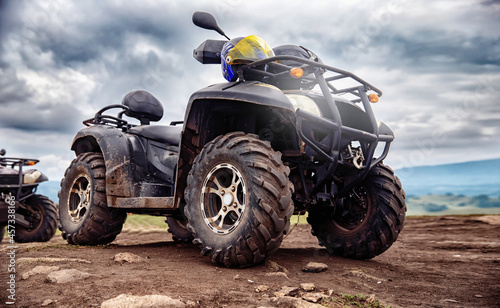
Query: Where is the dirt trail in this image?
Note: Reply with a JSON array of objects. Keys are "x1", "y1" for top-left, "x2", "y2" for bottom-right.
[{"x1": 1, "y1": 215, "x2": 499, "y2": 307}]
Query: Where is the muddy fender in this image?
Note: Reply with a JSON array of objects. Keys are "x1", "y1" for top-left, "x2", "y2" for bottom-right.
[{"x1": 71, "y1": 126, "x2": 135, "y2": 198}]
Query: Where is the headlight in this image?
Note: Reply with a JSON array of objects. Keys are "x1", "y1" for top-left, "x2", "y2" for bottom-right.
[{"x1": 285, "y1": 94, "x2": 322, "y2": 117}]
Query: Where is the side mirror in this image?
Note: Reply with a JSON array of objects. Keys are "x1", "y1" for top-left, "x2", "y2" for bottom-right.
[
  {"x1": 192, "y1": 11, "x2": 229, "y2": 40},
  {"x1": 0, "y1": 149, "x2": 5, "y2": 156}
]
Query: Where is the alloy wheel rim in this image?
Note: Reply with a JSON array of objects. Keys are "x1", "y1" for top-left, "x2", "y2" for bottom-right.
[
  {"x1": 201, "y1": 163, "x2": 246, "y2": 235},
  {"x1": 68, "y1": 174, "x2": 92, "y2": 223},
  {"x1": 333, "y1": 185, "x2": 370, "y2": 233}
]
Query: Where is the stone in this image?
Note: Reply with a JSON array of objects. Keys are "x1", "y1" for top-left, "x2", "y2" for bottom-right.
[
  {"x1": 301, "y1": 292, "x2": 324, "y2": 303},
  {"x1": 442, "y1": 299, "x2": 459, "y2": 304},
  {"x1": 185, "y1": 300, "x2": 197, "y2": 307},
  {"x1": 255, "y1": 285, "x2": 270, "y2": 293},
  {"x1": 113, "y1": 252, "x2": 146, "y2": 264},
  {"x1": 271, "y1": 296, "x2": 323, "y2": 308},
  {"x1": 300, "y1": 283, "x2": 315, "y2": 291},
  {"x1": 366, "y1": 294, "x2": 376, "y2": 303},
  {"x1": 46, "y1": 269, "x2": 92, "y2": 284},
  {"x1": 343, "y1": 270, "x2": 382, "y2": 282},
  {"x1": 22, "y1": 265, "x2": 60, "y2": 280},
  {"x1": 265, "y1": 272, "x2": 289, "y2": 279},
  {"x1": 302, "y1": 262, "x2": 328, "y2": 273},
  {"x1": 266, "y1": 260, "x2": 289, "y2": 274},
  {"x1": 18, "y1": 257, "x2": 91, "y2": 264},
  {"x1": 42, "y1": 299, "x2": 56, "y2": 306},
  {"x1": 101, "y1": 294, "x2": 186, "y2": 308},
  {"x1": 274, "y1": 286, "x2": 299, "y2": 297}
]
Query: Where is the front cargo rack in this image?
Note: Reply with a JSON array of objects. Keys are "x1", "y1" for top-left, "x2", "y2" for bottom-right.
[{"x1": 240, "y1": 55, "x2": 392, "y2": 197}]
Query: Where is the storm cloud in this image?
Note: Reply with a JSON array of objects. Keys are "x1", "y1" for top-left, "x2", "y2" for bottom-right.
[{"x1": 0, "y1": 0, "x2": 499, "y2": 181}]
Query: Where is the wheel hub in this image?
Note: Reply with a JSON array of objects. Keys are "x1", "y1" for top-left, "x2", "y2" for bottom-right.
[
  {"x1": 201, "y1": 163, "x2": 246, "y2": 235},
  {"x1": 68, "y1": 174, "x2": 91, "y2": 223},
  {"x1": 223, "y1": 192, "x2": 233, "y2": 206},
  {"x1": 333, "y1": 186, "x2": 369, "y2": 233}
]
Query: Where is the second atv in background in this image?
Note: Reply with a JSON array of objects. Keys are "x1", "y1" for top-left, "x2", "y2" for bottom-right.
[
  {"x1": 0, "y1": 149, "x2": 58, "y2": 244},
  {"x1": 58, "y1": 11, "x2": 406, "y2": 267}
]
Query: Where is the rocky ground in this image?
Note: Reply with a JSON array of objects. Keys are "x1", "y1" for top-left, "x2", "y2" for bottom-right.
[{"x1": 1, "y1": 215, "x2": 499, "y2": 307}]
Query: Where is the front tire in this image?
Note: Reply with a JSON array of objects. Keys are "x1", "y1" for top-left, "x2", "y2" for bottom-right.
[
  {"x1": 184, "y1": 132, "x2": 294, "y2": 267},
  {"x1": 58, "y1": 153, "x2": 126, "y2": 245},
  {"x1": 308, "y1": 163, "x2": 406, "y2": 259},
  {"x1": 14, "y1": 195, "x2": 57, "y2": 243}
]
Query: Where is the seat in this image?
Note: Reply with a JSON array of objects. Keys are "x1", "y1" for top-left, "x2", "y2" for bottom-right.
[
  {"x1": 128, "y1": 125, "x2": 183, "y2": 146},
  {"x1": 122, "y1": 90, "x2": 164, "y2": 125}
]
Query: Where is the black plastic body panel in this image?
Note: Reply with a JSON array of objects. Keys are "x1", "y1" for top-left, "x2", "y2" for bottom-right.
[
  {"x1": 71, "y1": 125, "x2": 178, "y2": 203},
  {"x1": 186, "y1": 81, "x2": 295, "y2": 116},
  {"x1": 173, "y1": 81, "x2": 296, "y2": 207}
]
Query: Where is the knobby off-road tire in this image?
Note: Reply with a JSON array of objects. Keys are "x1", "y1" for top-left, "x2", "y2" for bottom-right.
[
  {"x1": 14, "y1": 195, "x2": 57, "y2": 243},
  {"x1": 308, "y1": 163, "x2": 406, "y2": 259},
  {"x1": 0, "y1": 224, "x2": 5, "y2": 244},
  {"x1": 166, "y1": 216, "x2": 193, "y2": 243},
  {"x1": 58, "y1": 153, "x2": 126, "y2": 245},
  {"x1": 184, "y1": 132, "x2": 294, "y2": 268}
]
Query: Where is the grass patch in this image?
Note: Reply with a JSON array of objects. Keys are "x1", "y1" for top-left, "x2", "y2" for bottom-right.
[
  {"x1": 123, "y1": 214, "x2": 169, "y2": 230},
  {"x1": 290, "y1": 212, "x2": 308, "y2": 224},
  {"x1": 123, "y1": 212, "x2": 309, "y2": 231}
]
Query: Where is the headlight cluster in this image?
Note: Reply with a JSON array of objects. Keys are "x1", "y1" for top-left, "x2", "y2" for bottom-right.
[{"x1": 285, "y1": 94, "x2": 322, "y2": 117}]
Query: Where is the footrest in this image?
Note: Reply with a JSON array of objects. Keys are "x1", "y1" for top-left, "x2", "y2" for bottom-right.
[{"x1": 108, "y1": 196, "x2": 175, "y2": 209}]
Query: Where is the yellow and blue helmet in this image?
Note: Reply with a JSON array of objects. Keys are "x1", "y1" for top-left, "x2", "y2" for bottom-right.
[{"x1": 221, "y1": 35, "x2": 275, "y2": 82}]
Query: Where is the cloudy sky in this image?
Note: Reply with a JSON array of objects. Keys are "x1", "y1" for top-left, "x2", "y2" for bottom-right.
[{"x1": 0, "y1": 0, "x2": 499, "y2": 181}]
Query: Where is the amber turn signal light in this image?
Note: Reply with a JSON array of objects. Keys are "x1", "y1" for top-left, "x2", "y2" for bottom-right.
[
  {"x1": 368, "y1": 93, "x2": 379, "y2": 103},
  {"x1": 27, "y1": 161, "x2": 36, "y2": 165},
  {"x1": 290, "y1": 68, "x2": 304, "y2": 78}
]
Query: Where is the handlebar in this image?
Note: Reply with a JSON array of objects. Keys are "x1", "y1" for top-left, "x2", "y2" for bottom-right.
[{"x1": 83, "y1": 104, "x2": 130, "y2": 128}]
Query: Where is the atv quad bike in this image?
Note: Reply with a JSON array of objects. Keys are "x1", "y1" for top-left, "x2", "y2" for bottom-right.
[
  {"x1": 0, "y1": 149, "x2": 58, "y2": 244},
  {"x1": 58, "y1": 12, "x2": 406, "y2": 267}
]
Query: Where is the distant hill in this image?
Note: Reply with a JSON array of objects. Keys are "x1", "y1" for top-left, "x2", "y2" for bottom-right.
[
  {"x1": 395, "y1": 158, "x2": 500, "y2": 197},
  {"x1": 36, "y1": 180, "x2": 60, "y2": 203},
  {"x1": 406, "y1": 194, "x2": 500, "y2": 216}
]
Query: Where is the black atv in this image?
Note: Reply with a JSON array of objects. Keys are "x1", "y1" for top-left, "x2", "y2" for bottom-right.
[
  {"x1": 58, "y1": 12, "x2": 406, "y2": 267},
  {"x1": 0, "y1": 149, "x2": 58, "y2": 244}
]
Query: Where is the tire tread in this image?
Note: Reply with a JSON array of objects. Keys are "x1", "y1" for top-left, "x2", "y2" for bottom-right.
[
  {"x1": 185, "y1": 132, "x2": 294, "y2": 267},
  {"x1": 59, "y1": 153, "x2": 126, "y2": 245},
  {"x1": 308, "y1": 163, "x2": 406, "y2": 259}
]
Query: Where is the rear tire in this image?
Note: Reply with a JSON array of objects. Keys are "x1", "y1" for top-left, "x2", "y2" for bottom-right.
[
  {"x1": 14, "y1": 195, "x2": 57, "y2": 243},
  {"x1": 184, "y1": 132, "x2": 294, "y2": 267},
  {"x1": 0, "y1": 224, "x2": 5, "y2": 244},
  {"x1": 166, "y1": 216, "x2": 193, "y2": 243},
  {"x1": 58, "y1": 153, "x2": 126, "y2": 245},
  {"x1": 308, "y1": 163, "x2": 406, "y2": 259}
]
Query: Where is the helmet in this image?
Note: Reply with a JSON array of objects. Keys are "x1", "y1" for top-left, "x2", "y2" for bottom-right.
[
  {"x1": 221, "y1": 35, "x2": 275, "y2": 82},
  {"x1": 273, "y1": 45, "x2": 320, "y2": 66},
  {"x1": 270, "y1": 45, "x2": 321, "y2": 90}
]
